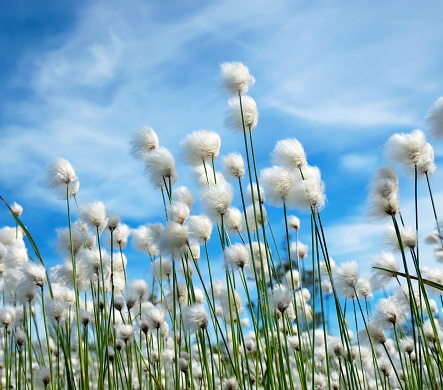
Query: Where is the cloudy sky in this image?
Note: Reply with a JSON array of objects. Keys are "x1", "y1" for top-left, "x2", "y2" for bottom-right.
[{"x1": 1, "y1": 0, "x2": 443, "y2": 288}]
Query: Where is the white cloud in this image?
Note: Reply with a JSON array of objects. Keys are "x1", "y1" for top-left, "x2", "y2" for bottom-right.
[{"x1": 340, "y1": 153, "x2": 378, "y2": 172}]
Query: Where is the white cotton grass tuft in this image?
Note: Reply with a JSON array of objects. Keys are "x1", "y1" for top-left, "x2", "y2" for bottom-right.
[
  {"x1": 112, "y1": 223, "x2": 131, "y2": 249},
  {"x1": 187, "y1": 215, "x2": 213, "y2": 243},
  {"x1": 260, "y1": 166, "x2": 293, "y2": 206},
  {"x1": 224, "y1": 207, "x2": 242, "y2": 233},
  {"x1": 159, "y1": 222, "x2": 189, "y2": 257},
  {"x1": 200, "y1": 182, "x2": 234, "y2": 220},
  {"x1": 374, "y1": 296, "x2": 408, "y2": 329},
  {"x1": 131, "y1": 224, "x2": 160, "y2": 257},
  {"x1": 225, "y1": 96, "x2": 258, "y2": 132},
  {"x1": 385, "y1": 129, "x2": 435, "y2": 177},
  {"x1": 423, "y1": 268, "x2": 443, "y2": 296},
  {"x1": 270, "y1": 284, "x2": 292, "y2": 314},
  {"x1": 47, "y1": 157, "x2": 79, "y2": 199},
  {"x1": 168, "y1": 201, "x2": 190, "y2": 225},
  {"x1": 426, "y1": 97, "x2": 443, "y2": 140},
  {"x1": 290, "y1": 241, "x2": 308, "y2": 261},
  {"x1": 22, "y1": 262, "x2": 47, "y2": 288},
  {"x1": 288, "y1": 215, "x2": 300, "y2": 231},
  {"x1": 182, "y1": 304, "x2": 209, "y2": 332},
  {"x1": 386, "y1": 225, "x2": 417, "y2": 250},
  {"x1": 222, "y1": 152, "x2": 245, "y2": 179},
  {"x1": 370, "y1": 251, "x2": 399, "y2": 290},
  {"x1": 246, "y1": 241, "x2": 270, "y2": 280},
  {"x1": 334, "y1": 261, "x2": 359, "y2": 298},
  {"x1": 357, "y1": 278, "x2": 372, "y2": 299},
  {"x1": 220, "y1": 61, "x2": 255, "y2": 96},
  {"x1": 192, "y1": 163, "x2": 226, "y2": 187},
  {"x1": 285, "y1": 269, "x2": 301, "y2": 289},
  {"x1": 286, "y1": 166, "x2": 326, "y2": 211},
  {"x1": 246, "y1": 182, "x2": 265, "y2": 204},
  {"x1": 272, "y1": 138, "x2": 307, "y2": 170},
  {"x1": 145, "y1": 306, "x2": 166, "y2": 330},
  {"x1": 107, "y1": 213, "x2": 120, "y2": 232},
  {"x1": 369, "y1": 165, "x2": 400, "y2": 219},
  {"x1": 246, "y1": 202, "x2": 267, "y2": 231},
  {"x1": 79, "y1": 201, "x2": 107, "y2": 231},
  {"x1": 117, "y1": 324, "x2": 134, "y2": 343},
  {"x1": 130, "y1": 126, "x2": 159, "y2": 159},
  {"x1": 173, "y1": 186, "x2": 195, "y2": 210},
  {"x1": 180, "y1": 130, "x2": 221, "y2": 166},
  {"x1": 224, "y1": 243, "x2": 250, "y2": 270},
  {"x1": 10, "y1": 202, "x2": 23, "y2": 217},
  {"x1": 144, "y1": 146, "x2": 178, "y2": 189}
]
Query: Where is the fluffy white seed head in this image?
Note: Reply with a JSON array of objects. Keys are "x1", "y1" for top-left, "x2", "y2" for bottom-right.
[
  {"x1": 0, "y1": 306, "x2": 15, "y2": 328},
  {"x1": 182, "y1": 304, "x2": 209, "y2": 332},
  {"x1": 180, "y1": 130, "x2": 221, "y2": 165},
  {"x1": 22, "y1": 262, "x2": 47, "y2": 288},
  {"x1": 270, "y1": 284, "x2": 292, "y2": 314},
  {"x1": 145, "y1": 306, "x2": 166, "y2": 330},
  {"x1": 246, "y1": 182, "x2": 265, "y2": 204},
  {"x1": 173, "y1": 186, "x2": 195, "y2": 210},
  {"x1": 334, "y1": 261, "x2": 359, "y2": 298},
  {"x1": 220, "y1": 62, "x2": 255, "y2": 95},
  {"x1": 130, "y1": 126, "x2": 159, "y2": 159},
  {"x1": 426, "y1": 97, "x2": 443, "y2": 140},
  {"x1": 132, "y1": 225, "x2": 160, "y2": 257},
  {"x1": 159, "y1": 222, "x2": 189, "y2": 257},
  {"x1": 200, "y1": 182, "x2": 234, "y2": 219},
  {"x1": 225, "y1": 96, "x2": 258, "y2": 132},
  {"x1": 144, "y1": 147, "x2": 178, "y2": 189},
  {"x1": 272, "y1": 138, "x2": 307, "y2": 169},
  {"x1": 357, "y1": 278, "x2": 372, "y2": 299},
  {"x1": 260, "y1": 166, "x2": 293, "y2": 205},
  {"x1": 222, "y1": 152, "x2": 245, "y2": 179},
  {"x1": 112, "y1": 223, "x2": 131, "y2": 249},
  {"x1": 79, "y1": 201, "x2": 107, "y2": 230},
  {"x1": 225, "y1": 244, "x2": 250, "y2": 270},
  {"x1": 385, "y1": 129, "x2": 428, "y2": 175},
  {"x1": 188, "y1": 215, "x2": 213, "y2": 243},
  {"x1": 117, "y1": 324, "x2": 134, "y2": 343},
  {"x1": 374, "y1": 296, "x2": 408, "y2": 328},
  {"x1": 371, "y1": 251, "x2": 399, "y2": 290},
  {"x1": 10, "y1": 202, "x2": 23, "y2": 217},
  {"x1": 287, "y1": 166, "x2": 326, "y2": 211},
  {"x1": 424, "y1": 268, "x2": 443, "y2": 296},
  {"x1": 369, "y1": 165, "x2": 400, "y2": 219},
  {"x1": 386, "y1": 225, "x2": 417, "y2": 250},
  {"x1": 288, "y1": 215, "x2": 300, "y2": 231},
  {"x1": 246, "y1": 202, "x2": 267, "y2": 231},
  {"x1": 169, "y1": 201, "x2": 190, "y2": 225},
  {"x1": 107, "y1": 212, "x2": 120, "y2": 232},
  {"x1": 246, "y1": 241, "x2": 269, "y2": 280},
  {"x1": 417, "y1": 142, "x2": 436, "y2": 176},
  {"x1": 285, "y1": 269, "x2": 300, "y2": 289},
  {"x1": 290, "y1": 242, "x2": 308, "y2": 261},
  {"x1": 47, "y1": 157, "x2": 79, "y2": 198},
  {"x1": 4, "y1": 244, "x2": 28, "y2": 268},
  {"x1": 224, "y1": 207, "x2": 242, "y2": 233}
]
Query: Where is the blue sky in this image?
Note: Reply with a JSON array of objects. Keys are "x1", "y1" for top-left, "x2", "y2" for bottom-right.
[{"x1": 1, "y1": 0, "x2": 443, "y2": 290}]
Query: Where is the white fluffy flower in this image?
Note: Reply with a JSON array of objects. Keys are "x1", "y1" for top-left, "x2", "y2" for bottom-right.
[
  {"x1": 173, "y1": 186, "x2": 195, "y2": 210},
  {"x1": 79, "y1": 201, "x2": 107, "y2": 230},
  {"x1": 188, "y1": 215, "x2": 213, "y2": 243},
  {"x1": 169, "y1": 201, "x2": 190, "y2": 225},
  {"x1": 417, "y1": 142, "x2": 436, "y2": 176},
  {"x1": 159, "y1": 222, "x2": 189, "y2": 257},
  {"x1": 385, "y1": 129, "x2": 431, "y2": 176},
  {"x1": 117, "y1": 324, "x2": 134, "y2": 343},
  {"x1": 132, "y1": 225, "x2": 160, "y2": 257},
  {"x1": 260, "y1": 166, "x2": 293, "y2": 205},
  {"x1": 220, "y1": 62, "x2": 255, "y2": 95},
  {"x1": 285, "y1": 269, "x2": 300, "y2": 289},
  {"x1": 371, "y1": 251, "x2": 399, "y2": 290},
  {"x1": 369, "y1": 165, "x2": 400, "y2": 219},
  {"x1": 130, "y1": 126, "x2": 159, "y2": 159},
  {"x1": 386, "y1": 225, "x2": 417, "y2": 250},
  {"x1": 225, "y1": 96, "x2": 258, "y2": 132},
  {"x1": 246, "y1": 182, "x2": 265, "y2": 204},
  {"x1": 287, "y1": 166, "x2": 325, "y2": 211},
  {"x1": 357, "y1": 278, "x2": 372, "y2": 299},
  {"x1": 144, "y1": 147, "x2": 178, "y2": 189},
  {"x1": 426, "y1": 97, "x2": 443, "y2": 140},
  {"x1": 10, "y1": 202, "x2": 23, "y2": 217},
  {"x1": 22, "y1": 262, "x2": 47, "y2": 288},
  {"x1": 290, "y1": 241, "x2": 308, "y2": 261},
  {"x1": 47, "y1": 157, "x2": 79, "y2": 199},
  {"x1": 182, "y1": 304, "x2": 209, "y2": 332},
  {"x1": 246, "y1": 202, "x2": 267, "y2": 231},
  {"x1": 200, "y1": 182, "x2": 234, "y2": 219},
  {"x1": 224, "y1": 244, "x2": 250, "y2": 270},
  {"x1": 272, "y1": 138, "x2": 307, "y2": 170},
  {"x1": 112, "y1": 223, "x2": 131, "y2": 249},
  {"x1": 424, "y1": 268, "x2": 443, "y2": 296},
  {"x1": 224, "y1": 207, "x2": 242, "y2": 233},
  {"x1": 180, "y1": 130, "x2": 221, "y2": 165},
  {"x1": 288, "y1": 215, "x2": 300, "y2": 231},
  {"x1": 222, "y1": 152, "x2": 245, "y2": 179},
  {"x1": 374, "y1": 296, "x2": 408, "y2": 328},
  {"x1": 334, "y1": 261, "x2": 359, "y2": 298},
  {"x1": 270, "y1": 284, "x2": 292, "y2": 314},
  {"x1": 246, "y1": 241, "x2": 269, "y2": 280}
]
